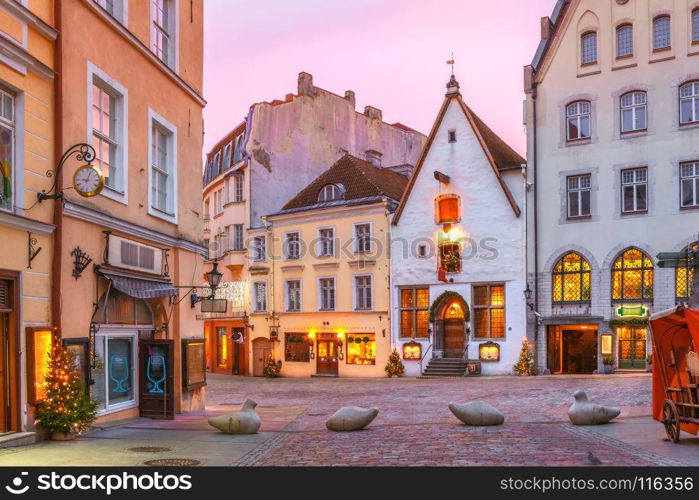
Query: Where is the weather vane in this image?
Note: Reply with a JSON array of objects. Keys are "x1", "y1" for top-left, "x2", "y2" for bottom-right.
[{"x1": 446, "y1": 52, "x2": 455, "y2": 76}]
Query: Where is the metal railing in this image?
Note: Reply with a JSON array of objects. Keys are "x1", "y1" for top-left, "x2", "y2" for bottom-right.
[{"x1": 419, "y1": 344, "x2": 433, "y2": 375}]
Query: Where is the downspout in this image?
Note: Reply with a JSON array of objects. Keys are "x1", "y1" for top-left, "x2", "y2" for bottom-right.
[
  {"x1": 532, "y1": 83, "x2": 539, "y2": 339},
  {"x1": 51, "y1": 0, "x2": 63, "y2": 335}
]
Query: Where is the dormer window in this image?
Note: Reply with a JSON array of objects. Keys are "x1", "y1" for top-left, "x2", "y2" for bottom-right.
[{"x1": 318, "y1": 184, "x2": 345, "y2": 202}]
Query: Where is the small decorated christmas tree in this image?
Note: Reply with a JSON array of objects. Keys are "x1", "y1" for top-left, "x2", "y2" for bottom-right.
[
  {"x1": 513, "y1": 338, "x2": 534, "y2": 376},
  {"x1": 384, "y1": 348, "x2": 405, "y2": 378},
  {"x1": 263, "y1": 357, "x2": 281, "y2": 377},
  {"x1": 35, "y1": 342, "x2": 97, "y2": 436}
]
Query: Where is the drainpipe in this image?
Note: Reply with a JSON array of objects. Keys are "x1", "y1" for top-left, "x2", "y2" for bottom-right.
[
  {"x1": 51, "y1": 0, "x2": 63, "y2": 335},
  {"x1": 532, "y1": 84, "x2": 539, "y2": 340}
]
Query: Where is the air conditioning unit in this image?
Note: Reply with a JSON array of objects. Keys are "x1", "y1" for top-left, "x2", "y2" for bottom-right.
[{"x1": 108, "y1": 234, "x2": 163, "y2": 275}]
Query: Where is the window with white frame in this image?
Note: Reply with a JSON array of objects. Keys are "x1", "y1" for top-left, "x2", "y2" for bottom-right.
[
  {"x1": 252, "y1": 235, "x2": 266, "y2": 262},
  {"x1": 653, "y1": 16, "x2": 671, "y2": 50},
  {"x1": 318, "y1": 184, "x2": 345, "y2": 202},
  {"x1": 621, "y1": 167, "x2": 648, "y2": 214},
  {"x1": 286, "y1": 280, "x2": 301, "y2": 312},
  {"x1": 680, "y1": 81, "x2": 699, "y2": 125},
  {"x1": 616, "y1": 24, "x2": 633, "y2": 57},
  {"x1": 94, "y1": 0, "x2": 125, "y2": 22},
  {"x1": 285, "y1": 232, "x2": 300, "y2": 259},
  {"x1": 150, "y1": 119, "x2": 175, "y2": 217},
  {"x1": 319, "y1": 277, "x2": 335, "y2": 311},
  {"x1": 693, "y1": 9, "x2": 699, "y2": 42},
  {"x1": 318, "y1": 228, "x2": 334, "y2": 257},
  {"x1": 355, "y1": 275, "x2": 372, "y2": 310},
  {"x1": 253, "y1": 281, "x2": 267, "y2": 312},
  {"x1": 355, "y1": 223, "x2": 371, "y2": 253},
  {"x1": 92, "y1": 332, "x2": 138, "y2": 413},
  {"x1": 214, "y1": 188, "x2": 223, "y2": 215},
  {"x1": 620, "y1": 91, "x2": 647, "y2": 133},
  {"x1": 566, "y1": 101, "x2": 591, "y2": 141},
  {"x1": 681, "y1": 161, "x2": 699, "y2": 208},
  {"x1": 0, "y1": 89, "x2": 14, "y2": 212},
  {"x1": 566, "y1": 174, "x2": 591, "y2": 219},
  {"x1": 151, "y1": 0, "x2": 175, "y2": 67},
  {"x1": 581, "y1": 32, "x2": 597, "y2": 64},
  {"x1": 232, "y1": 224, "x2": 244, "y2": 250},
  {"x1": 92, "y1": 84, "x2": 118, "y2": 191},
  {"x1": 233, "y1": 174, "x2": 244, "y2": 202}
]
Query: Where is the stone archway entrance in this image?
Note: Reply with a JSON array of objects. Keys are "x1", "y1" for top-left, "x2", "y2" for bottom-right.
[{"x1": 431, "y1": 292, "x2": 469, "y2": 359}]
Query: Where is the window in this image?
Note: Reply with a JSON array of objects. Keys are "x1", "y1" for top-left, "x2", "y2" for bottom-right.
[
  {"x1": 653, "y1": 16, "x2": 671, "y2": 50},
  {"x1": 286, "y1": 280, "x2": 301, "y2": 312},
  {"x1": 92, "y1": 84, "x2": 119, "y2": 190},
  {"x1": 616, "y1": 24, "x2": 633, "y2": 57},
  {"x1": 552, "y1": 252, "x2": 591, "y2": 303},
  {"x1": 620, "y1": 91, "x2": 647, "y2": 133},
  {"x1": 252, "y1": 235, "x2": 266, "y2": 262},
  {"x1": 285, "y1": 333, "x2": 310, "y2": 362},
  {"x1": 222, "y1": 143, "x2": 232, "y2": 172},
  {"x1": 318, "y1": 184, "x2": 345, "y2": 202},
  {"x1": 285, "y1": 232, "x2": 300, "y2": 259},
  {"x1": 214, "y1": 188, "x2": 223, "y2": 215},
  {"x1": 676, "y1": 245, "x2": 697, "y2": 300},
  {"x1": 213, "y1": 152, "x2": 221, "y2": 178},
  {"x1": 418, "y1": 244, "x2": 427, "y2": 258},
  {"x1": 253, "y1": 281, "x2": 267, "y2": 312},
  {"x1": 681, "y1": 161, "x2": 699, "y2": 208},
  {"x1": 92, "y1": 333, "x2": 137, "y2": 413},
  {"x1": 435, "y1": 194, "x2": 460, "y2": 224},
  {"x1": 355, "y1": 223, "x2": 371, "y2": 253},
  {"x1": 680, "y1": 81, "x2": 699, "y2": 125},
  {"x1": 0, "y1": 89, "x2": 14, "y2": 211},
  {"x1": 566, "y1": 101, "x2": 591, "y2": 141},
  {"x1": 94, "y1": 0, "x2": 126, "y2": 22},
  {"x1": 566, "y1": 174, "x2": 591, "y2": 218},
  {"x1": 232, "y1": 174, "x2": 244, "y2": 202},
  {"x1": 621, "y1": 167, "x2": 647, "y2": 214},
  {"x1": 581, "y1": 32, "x2": 597, "y2": 64},
  {"x1": 151, "y1": 0, "x2": 175, "y2": 66},
  {"x1": 318, "y1": 228, "x2": 334, "y2": 257},
  {"x1": 319, "y1": 278, "x2": 335, "y2": 311},
  {"x1": 347, "y1": 333, "x2": 375, "y2": 365},
  {"x1": 693, "y1": 9, "x2": 699, "y2": 42},
  {"x1": 149, "y1": 112, "x2": 176, "y2": 221},
  {"x1": 472, "y1": 284, "x2": 505, "y2": 339},
  {"x1": 439, "y1": 243, "x2": 461, "y2": 273},
  {"x1": 354, "y1": 275, "x2": 372, "y2": 310},
  {"x1": 232, "y1": 224, "x2": 244, "y2": 251},
  {"x1": 612, "y1": 248, "x2": 654, "y2": 301},
  {"x1": 448, "y1": 130, "x2": 457, "y2": 143},
  {"x1": 400, "y1": 288, "x2": 429, "y2": 338},
  {"x1": 216, "y1": 327, "x2": 228, "y2": 366},
  {"x1": 233, "y1": 134, "x2": 244, "y2": 164}
]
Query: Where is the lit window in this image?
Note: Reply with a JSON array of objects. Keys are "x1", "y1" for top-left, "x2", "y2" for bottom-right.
[
  {"x1": 286, "y1": 280, "x2": 301, "y2": 312},
  {"x1": 621, "y1": 167, "x2": 647, "y2": 214},
  {"x1": 318, "y1": 184, "x2": 345, "y2": 202},
  {"x1": 611, "y1": 248, "x2": 653, "y2": 301},
  {"x1": 439, "y1": 242, "x2": 461, "y2": 273},
  {"x1": 620, "y1": 91, "x2": 647, "y2": 133},
  {"x1": 616, "y1": 24, "x2": 633, "y2": 57},
  {"x1": 680, "y1": 81, "x2": 699, "y2": 125},
  {"x1": 435, "y1": 194, "x2": 460, "y2": 224},
  {"x1": 355, "y1": 223, "x2": 371, "y2": 253},
  {"x1": 675, "y1": 244, "x2": 697, "y2": 300},
  {"x1": 285, "y1": 333, "x2": 310, "y2": 362},
  {"x1": 253, "y1": 281, "x2": 267, "y2": 312},
  {"x1": 472, "y1": 285, "x2": 505, "y2": 339},
  {"x1": 252, "y1": 235, "x2": 266, "y2": 262},
  {"x1": 566, "y1": 174, "x2": 591, "y2": 218},
  {"x1": 347, "y1": 334, "x2": 376, "y2": 365},
  {"x1": 216, "y1": 327, "x2": 228, "y2": 366},
  {"x1": 319, "y1": 278, "x2": 335, "y2": 311},
  {"x1": 0, "y1": 88, "x2": 14, "y2": 212},
  {"x1": 552, "y1": 252, "x2": 591, "y2": 303},
  {"x1": 285, "y1": 232, "x2": 300, "y2": 259},
  {"x1": 581, "y1": 32, "x2": 597, "y2": 64},
  {"x1": 318, "y1": 228, "x2": 334, "y2": 257},
  {"x1": 566, "y1": 101, "x2": 591, "y2": 141},
  {"x1": 354, "y1": 275, "x2": 372, "y2": 310},
  {"x1": 400, "y1": 288, "x2": 429, "y2": 338},
  {"x1": 653, "y1": 16, "x2": 671, "y2": 50},
  {"x1": 681, "y1": 161, "x2": 699, "y2": 208}
]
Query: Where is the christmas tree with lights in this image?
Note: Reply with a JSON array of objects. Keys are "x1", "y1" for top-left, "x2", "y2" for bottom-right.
[
  {"x1": 513, "y1": 338, "x2": 535, "y2": 376},
  {"x1": 35, "y1": 342, "x2": 97, "y2": 436},
  {"x1": 384, "y1": 348, "x2": 405, "y2": 377}
]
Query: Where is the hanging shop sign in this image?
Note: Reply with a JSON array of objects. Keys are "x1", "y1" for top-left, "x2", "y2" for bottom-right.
[
  {"x1": 402, "y1": 341, "x2": 422, "y2": 360},
  {"x1": 479, "y1": 341, "x2": 500, "y2": 362}
]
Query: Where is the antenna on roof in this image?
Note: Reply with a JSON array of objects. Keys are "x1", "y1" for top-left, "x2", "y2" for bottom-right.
[{"x1": 446, "y1": 52, "x2": 455, "y2": 77}]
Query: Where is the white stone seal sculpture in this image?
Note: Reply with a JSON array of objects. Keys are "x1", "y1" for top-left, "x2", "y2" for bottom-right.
[
  {"x1": 568, "y1": 390, "x2": 620, "y2": 425},
  {"x1": 448, "y1": 401, "x2": 505, "y2": 426},
  {"x1": 325, "y1": 406, "x2": 379, "y2": 432},
  {"x1": 208, "y1": 399, "x2": 261, "y2": 434}
]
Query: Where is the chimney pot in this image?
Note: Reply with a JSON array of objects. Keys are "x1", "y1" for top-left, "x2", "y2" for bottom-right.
[
  {"x1": 344, "y1": 90, "x2": 356, "y2": 108},
  {"x1": 365, "y1": 149, "x2": 383, "y2": 168},
  {"x1": 298, "y1": 72, "x2": 315, "y2": 96}
]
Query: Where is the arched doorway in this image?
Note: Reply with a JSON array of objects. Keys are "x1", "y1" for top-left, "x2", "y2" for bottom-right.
[
  {"x1": 252, "y1": 337, "x2": 272, "y2": 377},
  {"x1": 431, "y1": 292, "x2": 469, "y2": 359}
]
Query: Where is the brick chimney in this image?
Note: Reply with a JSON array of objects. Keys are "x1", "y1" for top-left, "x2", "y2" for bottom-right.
[
  {"x1": 364, "y1": 106, "x2": 382, "y2": 122},
  {"x1": 344, "y1": 90, "x2": 356, "y2": 108},
  {"x1": 365, "y1": 150, "x2": 383, "y2": 167},
  {"x1": 298, "y1": 72, "x2": 316, "y2": 96}
]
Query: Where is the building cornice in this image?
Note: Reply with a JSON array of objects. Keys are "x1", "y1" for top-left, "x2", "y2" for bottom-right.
[
  {"x1": 0, "y1": 210, "x2": 55, "y2": 235},
  {"x1": 0, "y1": 0, "x2": 57, "y2": 40},
  {"x1": 63, "y1": 200, "x2": 206, "y2": 254},
  {"x1": 0, "y1": 35, "x2": 54, "y2": 81}
]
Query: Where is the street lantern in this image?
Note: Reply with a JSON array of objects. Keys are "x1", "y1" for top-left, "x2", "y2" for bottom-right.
[{"x1": 206, "y1": 260, "x2": 223, "y2": 288}]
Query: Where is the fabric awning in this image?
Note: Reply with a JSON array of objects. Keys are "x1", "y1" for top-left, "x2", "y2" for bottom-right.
[{"x1": 101, "y1": 272, "x2": 178, "y2": 299}]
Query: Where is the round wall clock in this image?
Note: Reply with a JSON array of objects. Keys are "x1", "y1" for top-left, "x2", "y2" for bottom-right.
[{"x1": 72, "y1": 164, "x2": 105, "y2": 197}]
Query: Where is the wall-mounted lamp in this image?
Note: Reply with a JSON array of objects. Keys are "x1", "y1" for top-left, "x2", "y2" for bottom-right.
[{"x1": 523, "y1": 284, "x2": 534, "y2": 311}]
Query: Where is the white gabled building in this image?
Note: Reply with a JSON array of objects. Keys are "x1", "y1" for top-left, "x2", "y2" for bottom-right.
[{"x1": 390, "y1": 76, "x2": 528, "y2": 376}]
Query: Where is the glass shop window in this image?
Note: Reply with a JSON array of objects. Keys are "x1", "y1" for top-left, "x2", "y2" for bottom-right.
[
  {"x1": 285, "y1": 333, "x2": 310, "y2": 362},
  {"x1": 346, "y1": 334, "x2": 376, "y2": 365},
  {"x1": 92, "y1": 334, "x2": 136, "y2": 412}
]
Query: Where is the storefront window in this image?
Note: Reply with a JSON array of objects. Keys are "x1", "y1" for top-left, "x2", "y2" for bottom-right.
[
  {"x1": 285, "y1": 333, "x2": 310, "y2": 362},
  {"x1": 29, "y1": 329, "x2": 53, "y2": 402},
  {"x1": 346, "y1": 334, "x2": 375, "y2": 365},
  {"x1": 617, "y1": 327, "x2": 647, "y2": 369},
  {"x1": 92, "y1": 334, "x2": 136, "y2": 413},
  {"x1": 216, "y1": 327, "x2": 228, "y2": 366}
]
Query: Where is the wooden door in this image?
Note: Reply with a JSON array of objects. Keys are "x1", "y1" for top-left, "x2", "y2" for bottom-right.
[
  {"x1": 252, "y1": 338, "x2": 272, "y2": 377},
  {"x1": 316, "y1": 340, "x2": 338, "y2": 375},
  {"x1": 232, "y1": 328, "x2": 244, "y2": 375},
  {"x1": 443, "y1": 319, "x2": 465, "y2": 358},
  {"x1": 562, "y1": 330, "x2": 597, "y2": 374},
  {"x1": 0, "y1": 312, "x2": 8, "y2": 432},
  {"x1": 618, "y1": 327, "x2": 647, "y2": 369},
  {"x1": 139, "y1": 339, "x2": 174, "y2": 419}
]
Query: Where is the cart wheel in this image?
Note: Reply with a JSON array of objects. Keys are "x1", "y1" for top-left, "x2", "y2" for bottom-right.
[{"x1": 662, "y1": 400, "x2": 680, "y2": 443}]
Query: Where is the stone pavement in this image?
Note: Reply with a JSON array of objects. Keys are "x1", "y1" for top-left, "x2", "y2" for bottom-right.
[{"x1": 1, "y1": 372, "x2": 697, "y2": 466}]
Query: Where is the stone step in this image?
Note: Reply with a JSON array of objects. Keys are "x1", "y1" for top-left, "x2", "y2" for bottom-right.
[
  {"x1": 0, "y1": 432, "x2": 36, "y2": 450},
  {"x1": 425, "y1": 359, "x2": 468, "y2": 364},
  {"x1": 423, "y1": 368, "x2": 467, "y2": 375}
]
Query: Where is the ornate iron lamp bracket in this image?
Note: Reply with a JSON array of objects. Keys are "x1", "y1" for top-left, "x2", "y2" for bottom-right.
[
  {"x1": 27, "y1": 232, "x2": 41, "y2": 269},
  {"x1": 71, "y1": 246, "x2": 92, "y2": 279},
  {"x1": 37, "y1": 143, "x2": 96, "y2": 202}
]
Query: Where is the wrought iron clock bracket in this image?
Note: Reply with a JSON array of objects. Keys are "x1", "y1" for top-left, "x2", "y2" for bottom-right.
[{"x1": 37, "y1": 143, "x2": 96, "y2": 203}]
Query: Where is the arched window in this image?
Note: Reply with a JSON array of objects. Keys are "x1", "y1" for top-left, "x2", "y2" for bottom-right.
[
  {"x1": 693, "y1": 8, "x2": 699, "y2": 42},
  {"x1": 616, "y1": 24, "x2": 633, "y2": 57},
  {"x1": 581, "y1": 32, "x2": 597, "y2": 64},
  {"x1": 680, "y1": 81, "x2": 699, "y2": 125},
  {"x1": 566, "y1": 101, "x2": 591, "y2": 141},
  {"x1": 318, "y1": 184, "x2": 345, "y2": 202},
  {"x1": 552, "y1": 252, "x2": 591, "y2": 303},
  {"x1": 611, "y1": 248, "x2": 654, "y2": 301},
  {"x1": 675, "y1": 244, "x2": 697, "y2": 301},
  {"x1": 653, "y1": 16, "x2": 671, "y2": 50},
  {"x1": 620, "y1": 91, "x2": 647, "y2": 133}
]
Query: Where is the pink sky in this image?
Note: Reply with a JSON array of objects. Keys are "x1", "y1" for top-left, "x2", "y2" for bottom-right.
[{"x1": 203, "y1": 0, "x2": 557, "y2": 156}]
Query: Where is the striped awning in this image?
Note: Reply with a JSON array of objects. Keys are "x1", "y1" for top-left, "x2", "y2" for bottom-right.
[{"x1": 102, "y1": 272, "x2": 177, "y2": 299}]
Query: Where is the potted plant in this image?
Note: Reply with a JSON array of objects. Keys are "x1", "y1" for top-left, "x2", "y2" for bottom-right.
[
  {"x1": 384, "y1": 349, "x2": 405, "y2": 378},
  {"x1": 646, "y1": 353, "x2": 653, "y2": 373},
  {"x1": 35, "y1": 342, "x2": 97, "y2": 440},
  {"x1": 602, "y1": 356, "x2": 615, "y2": 374}
]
